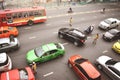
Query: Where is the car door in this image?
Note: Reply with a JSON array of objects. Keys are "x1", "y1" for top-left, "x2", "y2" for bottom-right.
[
  {"x1": 115, "y1": 32, "x2": 120, "y2": 40},
  {"x1": 111, "y1": 21, "x2": 117, "y2": 28},
  {"x1": 66, "y1": 31, "x2": 75, "y2": 42},
  {"x1": 3, "y1": 30, "x2": 9, "y2": 37},
  {"x1": 49, "y1": 50, "x2": 58, "y2": 59},
  {"x1": 73, "y1": 64, "x2": 88, "y2": 80},
  {"x1": 40, "y1": 52, "x2": 50, "y2": 62},
  {"x1": 0, "y1": 31, "x2": 3, "y2": 38}
]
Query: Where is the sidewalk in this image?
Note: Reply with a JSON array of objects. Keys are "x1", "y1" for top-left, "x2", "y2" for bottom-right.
[{"x1": 2, "y1": 0, "x2": 120, "y2": 10}]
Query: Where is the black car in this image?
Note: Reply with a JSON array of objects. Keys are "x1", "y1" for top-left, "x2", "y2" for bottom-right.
[
  {"x1": 58, "y1": 28, "x2": 87, "y2": 46},
  {"x1": 103, "y1": 29, "x2": 120, "y2": 41}
]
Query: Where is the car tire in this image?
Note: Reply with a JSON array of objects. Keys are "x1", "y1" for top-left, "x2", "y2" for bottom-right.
[
  {"x1": 106, "y1": 27, "x2": 110, "y2": 30},
  {"x1": 27, "y1": 20, "x2": 33, "y2": 26},
  {"x1": 68, "y1": 63, "x2": 72, "y2": 68},
  {"x1": 59, "y1": 34, "x2": 63, "y2": 39},
  {"x1": 74, "y1": 41, "x2": 79, "y2": 46},
  {"x1": 97, "y1": 64, "x2": 102, "y2": 70}
]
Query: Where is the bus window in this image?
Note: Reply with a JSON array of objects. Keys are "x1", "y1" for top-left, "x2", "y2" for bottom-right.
[
  {"x1": 1, "y1": 17, "x2": 6, "y2": 22},
  {"x1": 18, "y1": 13, "x2": 22, "y2": 18},
  {"x1": 23, "y1": 13, "x2": 28, "y2": 18},
  {"x1": 34, "y1": 11, "x2": 39, "y2": 16},
  {"x1": 12, "y1": 13, "x2": 17, "y2": 19},
  {"x1": 29, "y1": 12, "x2": 33, "y2": 16}
]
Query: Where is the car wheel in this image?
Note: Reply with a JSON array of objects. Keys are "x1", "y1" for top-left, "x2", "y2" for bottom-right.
[
  {"x1": 27, "y1": 20, "x2": 33, "y2": 26},
  {"x1": 97, "y1": 64, "x2": 102, "y2": 70},
  {"x1": 106, "y1": 27, "x2": 110, "y2": 30},
  {"x1": 59, "y1": 34, "x2": 63, "y2": 39},
  {"x1": 74, "y1": 41, "x2": 79, "y2": 46},
  {"x1": 68, "y1": 63, "x2": 72, "y2": 68}
]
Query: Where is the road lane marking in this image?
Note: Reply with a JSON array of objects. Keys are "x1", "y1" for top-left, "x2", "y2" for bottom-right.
[
  {"x1": 29, "y1": 36, "x2": 36, "y2": 39},
  {"x1": 46, "y1": 23, "x2": 51, "y2": 26},
  {"x1": 43, "y1": 72, "x2": 54, "y2": 77},
  {"x1": 102, "y1": 50, "x2": 108, "y2": 53},
  {"x1": 62, "y1": 43, "x2": 68, "y2": 45},
  {"x1": 24, "y1": 27, "x2": 31, "y2": 29}
]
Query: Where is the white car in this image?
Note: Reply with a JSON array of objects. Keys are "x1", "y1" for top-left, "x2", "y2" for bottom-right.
[
  {"x1": 96, "y1": 55, "x2": 120, "y2": 80},
  {"x1": 98, "y1": 18, "x2": 120, "y2": 30},
  {"x1": 0, "y1": 37, "x2": 20, "y2": 53},
  {"x1": 0, "y1": 53, "x2": 12, "y2": 72}
]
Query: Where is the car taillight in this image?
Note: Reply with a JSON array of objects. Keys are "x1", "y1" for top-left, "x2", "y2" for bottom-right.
[{"x1": 80, "y1": 40, "x2": 85, "y2": 43}]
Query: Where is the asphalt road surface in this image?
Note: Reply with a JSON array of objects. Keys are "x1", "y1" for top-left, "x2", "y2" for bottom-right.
[{"x1": 8, "y1": 3, "x2": 120, "y2": 80}]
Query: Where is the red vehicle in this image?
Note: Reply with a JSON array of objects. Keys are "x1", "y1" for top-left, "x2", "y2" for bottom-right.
[
  {"x1": 0, "y1": 6, "x2": 47, "y2": 27},
  {"x1": 0, "y1": 26, "x2": 18, "y2": 38},
  {"x1": 68, "y1": 55, "x2": 101, "y2": 80},
  {"x1": 0, "y1": 67, "x2": 35, "y2": 80}
]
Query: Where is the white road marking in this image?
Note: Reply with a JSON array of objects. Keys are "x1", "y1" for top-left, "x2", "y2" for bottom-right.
[
  {"x1": 62, "y1": 43, "x2": 68, "y2": 45},
  {"x1": 102, "y1": 50, "x2": 108, "y2": 53},
  {"x1": 46, "y1": 23, "x2": 51, "y2": 26},
  {"x1": 43, "y1": 72, "x2": 54, "y2": 77},
  {"x1": 87, "y1": 37, "x2": 91, "y2": 39},
  {"x1": 29, "y1": 36, "x2": 36, "y2": 39},
  {"x1": 24, "y1": 27, "x2": 31, "y2": 29},
  {"x1": 53, "y1": 32, "x2": 58, "y2": 34}
]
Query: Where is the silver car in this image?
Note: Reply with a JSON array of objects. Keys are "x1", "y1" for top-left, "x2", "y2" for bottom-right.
[
  {"x1": 0, "y1": 37, "x2": 20, "y2": 53},
  {"x1": 0, "y1": 53, "x2": 12, "y2": 72},
  {"x1": 96, "y1": 55, "x2": 120, "y2": 80},
  {"x1": 98, "y1": 18, "x2": 120, "y2": 30}
]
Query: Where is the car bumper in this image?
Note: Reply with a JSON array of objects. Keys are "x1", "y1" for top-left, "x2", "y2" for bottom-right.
[{"x1": 112, "y1": 45, "x2": 120, "y2": 54}]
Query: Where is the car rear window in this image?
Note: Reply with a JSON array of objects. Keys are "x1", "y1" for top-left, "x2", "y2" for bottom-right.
[
  {"x1": 19, "y1": 69, "x2": 28, "y2": 80},
  {"x1": 75, "y1": 58, "x2": 87, "y2": 64},
  {"x1": 0, "y1": 55, "x2": 8, "y2": 66}
]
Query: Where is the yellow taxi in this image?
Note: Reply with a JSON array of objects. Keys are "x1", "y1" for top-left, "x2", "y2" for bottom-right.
[{"x1": 112, "y1": 40, "x2": 120, "y2": 54}]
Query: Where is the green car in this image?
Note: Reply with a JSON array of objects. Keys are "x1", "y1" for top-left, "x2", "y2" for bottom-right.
[{"x1": 26, "y1": 43, "x2": 65, "y2": 64}]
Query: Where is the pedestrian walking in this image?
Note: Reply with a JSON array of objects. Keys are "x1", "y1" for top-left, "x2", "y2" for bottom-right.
[
  {"x1": 0, "y1": 0, "x2": 4, "y2": 10},
  {"x1": 69, "y1": 17, "x2": 73, "y2": 27},
  {"x1": 92, "y1": 33, "x2": 99, "y2": 45},
  {"x1": 102, "y1": 8, "x2": 105, "y2": 13},
  {"x1": 31, "y1": 62, "x2": 37, "y2": 74}
]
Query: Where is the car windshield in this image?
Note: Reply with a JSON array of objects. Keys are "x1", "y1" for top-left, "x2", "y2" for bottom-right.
[
  {"x1": 109, "y1": 29, "x2": 118, "y2": 35},
  {"x1": 75, "y1": 58, "x2": 87, "y2": 64},
  {"x1": 54, "y1": 43, "x2": 61, "y2": 49},
  {"x1": 19, "y1": 69, "x2": 28, "y2": 80},
  {"x1": 34, "y1": 47, "x2": 45, "y2": 57},
  {"x1": 105, "y1": 59, "x2": 118, "y2": 65},
  {"x1": 8, "y1": 27, "x2": 13, "y2": 30},
  {"x1": 104, "y1": 19, "x2": 111, "y2": 24}
]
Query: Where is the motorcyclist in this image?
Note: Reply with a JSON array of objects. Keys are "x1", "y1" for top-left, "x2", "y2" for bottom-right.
[
  {"x1": 68, "y1": 7, "x2": 73, "y2": 13},
  {"x1": 84, "y1": 26, "x2": 94, "y2": 34}
]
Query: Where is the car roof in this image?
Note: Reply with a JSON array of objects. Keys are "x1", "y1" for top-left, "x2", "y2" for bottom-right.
[
  {"x1": 42, "y1": 43, "x2": 57, "y2": 52},
  {"x1": 0, "y1": 38, "x2": 10, "y2": 44},
  {"x1": 0, "y1": 53, "x2": 7, "y2": 63}
]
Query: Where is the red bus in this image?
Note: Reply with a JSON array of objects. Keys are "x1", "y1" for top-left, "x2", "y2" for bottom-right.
[{"x1": 0, "y1": 6, "x2": 47, "y2": 27}]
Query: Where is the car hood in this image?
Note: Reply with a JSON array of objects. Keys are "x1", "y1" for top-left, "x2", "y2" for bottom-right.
[
  {"x1": 69, "y1": 55, "x2": 82, "y2": 62},
  {"x1": 96, "y1": 55, "x2": 112, "y2": 65},
  {"x1": 26, "y1": 50, "x2": 38, "y2": 63},
  {"x1": 104, "y1": 32, "x2": 114, "y2": 38},
  {"x1": 114, "y1": 42, "x2": 120, "y2": 49}
]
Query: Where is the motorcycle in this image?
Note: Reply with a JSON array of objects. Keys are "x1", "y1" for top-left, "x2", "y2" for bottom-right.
[
  {"x1": 84, "y1": 26, "x2": 94, "y2": 34},
  {"x1": 68, "y1": 7, "x2": 73, "y2": 13}
]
